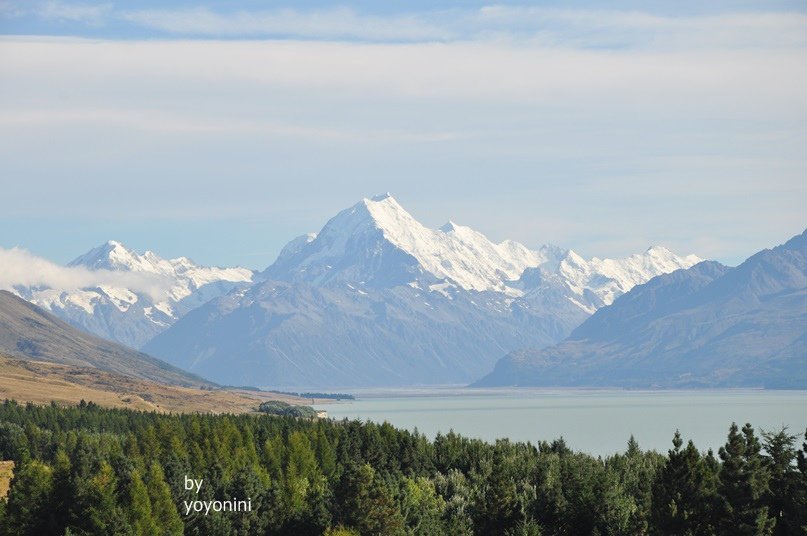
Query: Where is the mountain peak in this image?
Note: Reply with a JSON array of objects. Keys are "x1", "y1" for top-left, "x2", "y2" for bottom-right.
[
  {"x1": 68, "y1": 240, "x2": 141, "y2": 271},
  {"x1": 264, "y1": 195, "x2": 547, "y2": 292},
  {"x1": 361, "y1": 193, "x2": 406, "y2": 215},
  {"x1": 263, "y1": 195, "x2": 703, "y2": 299},
  {"x1": 358, "y1": 194, "x2": 420, "y2": 234}
]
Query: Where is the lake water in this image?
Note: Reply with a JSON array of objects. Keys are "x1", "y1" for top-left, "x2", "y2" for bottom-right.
[{"x1": 314, "y1": 388, "x2": 807, "y2": 456}]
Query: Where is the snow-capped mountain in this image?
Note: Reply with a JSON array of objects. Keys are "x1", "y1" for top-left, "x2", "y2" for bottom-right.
[
  {"x1": 13, "y1": 241, "x2": 254, "y2": 348},
  {"x1": 477, "y1": 229, "x2": 807, "y2": 388},
  {"x1": 265, "y1": 193, "x2": 699, "y2": 304},
  {"x1": 144, "y1": 195, "x2": 701, "y2": 388},
  {"x1": 517, "y1": 245, "x2": 703, "y2": 314},
  {"x1": 265, "y1": 193, "x2": 550, "y2": 293}
]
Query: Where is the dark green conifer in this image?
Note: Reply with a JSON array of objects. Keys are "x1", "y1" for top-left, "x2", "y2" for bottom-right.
[
  {"x1": 651, "y1": 430, "x2": 717, "y2": 535},
  {"x1": 716, "y1": 423, "x2": 774, "y2": 536},
  {"x1": 1, "y1": 460, "x2": 56, "y2": 536}
]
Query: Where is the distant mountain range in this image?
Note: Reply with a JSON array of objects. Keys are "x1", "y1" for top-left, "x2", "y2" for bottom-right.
[
  {"x1": 475, "y1": 229, "x2": 807, "y2": 388},
  {"x1": 12, "y1": 241, "x2": 253, "y2": 348},
  {"x1": 142, "y1": 194, "x2": 700, "y2": 387}
]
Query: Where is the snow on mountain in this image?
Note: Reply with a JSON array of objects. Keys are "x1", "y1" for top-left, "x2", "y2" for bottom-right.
[
  {"x1": 143, "y1": 194, "x2": 704, "y2": 387},
  {"x1": 8, "y1": 195, "x2": 703, "y2": 387},
  {"x1": 274, "y1": 233, "x2": 318, "y2": 265},
  {"x1": 268, "y1": 194, "x2": 553, "y2": 294},
  {"x1": 266, "y1": 194, "x2": 700, "y2": 312},
  {"x1": 68, "y1": 240, "x2": 253, "y2": 307},
  {"x1": 15, "y1": 241, "x2": 254, "y2": 348},
  {"x1": 518, "y1": 245, "x2": 703, "y2": 314},
  {"x1": 477, "y1": 229, "x2": 807, "y2": 388}
]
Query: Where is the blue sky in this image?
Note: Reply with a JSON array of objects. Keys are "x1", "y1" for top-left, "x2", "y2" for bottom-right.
[{"x1": 1, "y1": 0, "x2": 806, "y2": 269}]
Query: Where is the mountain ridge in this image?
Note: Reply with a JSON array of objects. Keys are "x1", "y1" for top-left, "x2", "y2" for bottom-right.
[
  {"x1": 475, "y1": 229, "x2": 807, "y2": 388},
  {"x1": 144, "y1": 195, "x2": 702, "y2": 388},
  {"x1": 0, "y1": 290, "x2": 213, "y2": 388},
  {"x1": 12, "y1": 241, "x2": 254, "y2": 348}
]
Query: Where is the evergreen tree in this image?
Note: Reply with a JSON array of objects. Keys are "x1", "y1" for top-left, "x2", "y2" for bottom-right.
[
  {"x1": 504, "y1": 518, "x2": 542, "y2": 536},
  {"x1": 717, "y1": 423, "x2": 774, "y2": 536},
  {"x1": 50, "y1": 448, "x2": 74, "y2": 532},
  {"x1": 0, "y1": 399, "x2": 802, "y2": 536},
  {"x1": 285, "y1": 431, "x2": 320, "y2": 515},
  {"x1": 792, "y1": 428, "x2": 807, "y2": 535},
  {"x1": 83, "y1": 460, "x2": 131, "y2": 535},
  {"x1": 760, "y1": 427, "x2": 800, "y2": 535},
  {"x1": 126, "y1": 469, "x2": 158, "y2": 536},
  {"x1": 146, "y1": 461, "x2": 183, "y2": 536},
  {"x1": 400, "y1": 476, "x2": 446, "y2": 535},
  {"x1": 475, "y1": 440, "x2": 525, "y2": 533},
  {"x1": 626, "y1": 435, "x2": 640, "y2": 458},
  {"x1": 1, "y1": 460, "x2": 56, "y2": 536},
  {"x1": 651, "y1": 431, "x2": 717, "y2": 535},
  {"x1": 335, "y1": 462, "x2": 404, "y2": 535}
]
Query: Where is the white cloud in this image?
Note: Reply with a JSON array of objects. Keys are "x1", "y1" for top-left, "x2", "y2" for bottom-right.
[
  {"x1": 0, "y1": 108, "x2": 471, "y2": 143},
  {"x1": 0, "y1": 7, "x2": 805, "y2": 264},
  {"x1": 36, "y1": 1, "x2": 110, "y2": 24},
  {"x1": 0, "y1": 0, "x2": 24, "y2": 18},
  {"x1": 112, "y1": 6, "x2": 807, "y2": 49},
  {"x1": 475, "y1": 7, "x2": 807, "y2": 49},
  {"x1": 1, "y1": 37, "x2": 803, "y2": 109},
  {"x1": 10, "y1": 3, "x2": 806, "y2": 49},
  {"x1": 121, "y1": 6, "x2": 451, "y2": 41},
  {"x1": 0, "y1": 247, "x2": 171, "y2": 299}
]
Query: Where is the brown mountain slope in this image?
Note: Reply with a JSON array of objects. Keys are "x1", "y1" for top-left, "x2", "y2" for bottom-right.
[
  {"x1": 0, "y1": 354, "x2": 307, "y2": 414},
  {"x1": 0, "y1": 290, "x2": 211, "y2": 387}
]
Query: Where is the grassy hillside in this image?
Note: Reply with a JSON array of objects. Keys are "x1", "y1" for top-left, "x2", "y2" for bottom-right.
[
  {"x1": 0, "y1": 354, "x2": 309, "y2": 414},
  {"x1": 0, "y1": 290, "x2": 212, "y2": 387}
]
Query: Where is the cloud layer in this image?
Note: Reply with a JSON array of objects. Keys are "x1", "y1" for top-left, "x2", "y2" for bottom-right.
[
  {"x1": 5, "y1": 3, "x2": 807, "y2": 48},
  {"x1": 0, "y1": 247, "x2": 171, "y2": 299},
  {"x1": 1, "y1": 3, "x2": 805, "y2": 266}
]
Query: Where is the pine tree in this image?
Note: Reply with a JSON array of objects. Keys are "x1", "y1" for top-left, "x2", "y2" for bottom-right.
[
  {"x1": 45, "y1": 447, "x2": 74, "y2": 533},
  {"x1": 717, "y1": 423, "x2": 774, "y2": 536},
  {"x1": 760, "y1": 427, "x2": 799, "y2": 535},
  {"x1": 146, "y1": 461, "x2": 183, "y2": 536},
  {"x1": 335, "y1": 462, "x2": 404, "y2": 535},
  {"x1": 400, "y1": 476, "x2": 447, "y2": 535},
  {"x1": 651, "y1": 431, "x2": 717, "y2": 535},
  {"x1": 285, "y1": 431, "x2": 320, "y2": 514},
  {"x1": 793, "y1": 428, "x2": 807, "y2": 535},
  {"x1": 127, "y1": 469, "x2": 158, "y2": 536},
  {"x1": 82, "y1": 460, "x2": 131, "y2": 535},
  {"x1": 1, "y1": 460, "x2": 56, "y2": 536},
  {"x1": 475, "y1": 443, "x2": 520, "y2": 534},
  {"x1": 626, "y1": 435, "x2": 641, "y2": 458},
  {"x1": 314, "y1": 426, "x2": 338, "y2": 482}
]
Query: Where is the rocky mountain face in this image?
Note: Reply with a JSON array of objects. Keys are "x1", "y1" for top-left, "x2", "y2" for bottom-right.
[
  {"x1": 144, "y1": 195, "x2": 700, "y2": 388},
  {"x1": 476, "y1": 229, "x2": 807, "y2": 388},
  {"x1": 12, "y1": 241, "x2": 254, "y2": 348}
]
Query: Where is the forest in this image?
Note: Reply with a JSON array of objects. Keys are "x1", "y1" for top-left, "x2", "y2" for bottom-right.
[{"x1": 0, "y1": 400, "x2": 804, "y2": 536}]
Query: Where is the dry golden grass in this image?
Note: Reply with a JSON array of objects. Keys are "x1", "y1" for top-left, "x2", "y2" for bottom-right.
[
  {"x1": 0, "y1": 355, "x2": 318, "y2": 414},
  {"x1": 0, "y1": 461, "x2": 13, "y2": 499}
]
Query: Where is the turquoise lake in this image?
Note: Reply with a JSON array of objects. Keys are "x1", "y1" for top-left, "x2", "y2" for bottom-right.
[{"x1": 314, "y1": 389, "x2": 807, "y2": 456}]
